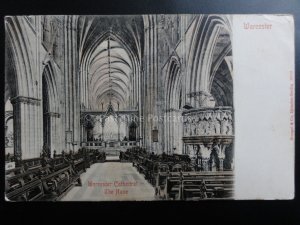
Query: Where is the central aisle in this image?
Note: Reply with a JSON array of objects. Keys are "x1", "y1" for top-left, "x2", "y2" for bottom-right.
[{"x1": 61, "y1": 162, "x2": 156, "y2": 201}]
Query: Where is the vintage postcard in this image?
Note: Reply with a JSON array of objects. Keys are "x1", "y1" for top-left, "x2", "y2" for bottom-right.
[{"x1": 4, "y1": 14, "x2": 294, "y2": 201}]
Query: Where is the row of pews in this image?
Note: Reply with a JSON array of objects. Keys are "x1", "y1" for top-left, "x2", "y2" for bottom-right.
[
  {"x1": 120, "y1": 147, "x2": 234, "y2": 200},
  {"x1": 5, "y1": 149, "x2": 106, "y2": 201}
]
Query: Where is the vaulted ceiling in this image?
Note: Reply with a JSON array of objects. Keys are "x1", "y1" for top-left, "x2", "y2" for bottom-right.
[
  {"x1": 89, "y1": 38, "x2": 132, "y2": 110},
  {"x1": 77, "y1": 15, "x2": 144, "y2": 111}
]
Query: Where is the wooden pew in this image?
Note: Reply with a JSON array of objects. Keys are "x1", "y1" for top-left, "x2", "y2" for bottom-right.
[
  {"x1": 87, "y1": 150, "x2": 98, "y2": 164},
  {"x1": 40, "y1": 165, "x2": 81, "y2": 201},
  {"x1": 50, "y1": 157, "x2": 68, "y2": 171},
  {"x1": 96, "y1": 151, "x2": 106, "y2": 162},
  {"x1": 69, "y1": 152, "x2": 86, "y2": 174},
  {"x1": 158, "y1": 171, "x2": 234, "y2": 200},
  {"x1": 5, "y1": 151, "x2": 87, "y2": 201},
  {"x1": 136, "y1": 156, "x2": 148, "y2": 175},
  {"x1": 119, "y1": 147, "x2": 234, "y2": 200},
  {"x1": 5, "y1": 166, "x2": 44, "y2": 201},
  {"x1": 160, "y1": 172, "x2": 182, "y2": 200},
  {"x1": 5, "y1": 167, "x2": 24, "y2": 178},
  {"x1": 119, "y1": 151, "x2": 131, "y2": 162},
  {"x1": 154, "y1": 163, "x2": 169, "y2": 196},
  {"x1": 200, "y1": 172, "x2": 234, "y2": 199},
  {"x1": 22, "y1": 158, "x2": 42, "y2": 171}
]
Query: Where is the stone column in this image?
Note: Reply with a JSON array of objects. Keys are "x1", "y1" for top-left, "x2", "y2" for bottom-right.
[
  {"x1": 63, "y1": 16, "x2": 80, "y2": 152},
  {"x1": 213, "y1": 142, "x2": 228, "y2": 171},
  {"x1": 165, "y1": 111, "x2": 170, "y2": 153},
  {"x1": 46, "y1": 112, "x2": 60, "y2": 155},
  {"x1": 199, "y1": 144, "x2": 212, "y2": 171},
  {"x1": 143, "y1": 15, "x2": 158, "y2": 152},
  {"x1": 80, "y1": 123, "x2": 84, "y2": 145},
  {"x1": 101, "y1": 120, "x2": 105, "y2": 141},
  {"x1": 11, "y1": 96, "x2": 42, "y2": 160},
  {"x1": 117, "y1": 117, "x2": 120, "y2": 141}
]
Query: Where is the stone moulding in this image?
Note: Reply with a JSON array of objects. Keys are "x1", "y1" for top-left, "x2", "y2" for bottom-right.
[
  {"x1": 182, "y1": 135, "x2": 234, "y2": 145},
  {"x1": 10, "y1": 96, "x2": 41, "y2": 106}
]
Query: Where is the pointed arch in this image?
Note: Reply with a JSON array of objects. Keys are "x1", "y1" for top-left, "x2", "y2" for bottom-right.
[
  {"x1": 5, "y1": 16, "x2": 36, "y2": 98},
  {"x1": 42, "y1": 60, "x2": 60, "y2": 113},
  {"x1": 186, "y1": 15, "x2": 232, "y2": 107}
]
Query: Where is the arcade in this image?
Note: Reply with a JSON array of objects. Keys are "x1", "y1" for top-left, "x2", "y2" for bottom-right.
[{"x1": 5, "y1": 15, "x2": 234, "y2": 201}]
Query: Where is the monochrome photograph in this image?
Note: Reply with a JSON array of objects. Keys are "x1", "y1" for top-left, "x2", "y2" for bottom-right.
[{"x1": 5, "y1": 14, "x2": 235, "y2": 201}]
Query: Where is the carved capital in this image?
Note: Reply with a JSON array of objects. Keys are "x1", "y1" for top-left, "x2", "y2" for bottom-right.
[
  {"x1": 213, "y1": 144, "x2": 227, "y2": 160},
  {"x1": 10, "y1": 96, "x2": 41, "y2": 106}
]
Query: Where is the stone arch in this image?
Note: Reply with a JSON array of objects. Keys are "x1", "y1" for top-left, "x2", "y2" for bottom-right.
[
  {"x1": 186, "y1": 15, "x2": 232, "y2": 108},
  {"x1": 5, "y1": 38, "x2": 18, "y2": 103},
  {"x1": 210, "y1": 60, "x2": 233, "y2": 107},
  {"x1": 5, "y1": 16, "x2": 43, "y2": 160},
  {"x1": 42, "y1": 61, "x2": 61, "y2": 155},
  {"x1": 164, "y1": 56, "x2": 183, "y2": 154},
  {"x1": 5, "y1": 16, "x2": 37, "y2": 98},
  {"x1": 42, "y1": 61, "x2": 60, "y2": 113}
]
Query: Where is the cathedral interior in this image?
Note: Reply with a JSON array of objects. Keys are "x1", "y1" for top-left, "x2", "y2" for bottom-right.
[{"x1": 5, "y1": 15, "x2": 234, "y2": 201}]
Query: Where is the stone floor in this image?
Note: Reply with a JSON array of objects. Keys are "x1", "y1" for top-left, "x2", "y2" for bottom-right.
[{"x1": 61, "y1": 162, "x2": 156, "y2": 201}]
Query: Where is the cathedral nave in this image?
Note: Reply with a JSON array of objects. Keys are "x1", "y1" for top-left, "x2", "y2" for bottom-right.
[{"x1": 5, "y1": 15, "x2": 234, "y2": 201}]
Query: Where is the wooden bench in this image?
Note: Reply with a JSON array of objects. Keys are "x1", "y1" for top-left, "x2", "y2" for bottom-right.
[
  {"x1": 40, "y1": 165, "x2": 81, "y2": 201},
  {"x1": 50, "y1": 157, "x2": 68, "y2": 171},
  {"x1": 96, "y1": 151, "x2": 106, "y2": 162},
  {"x1": 5, "y1": 153, "x2": 86, "y2": 201},
  {"x1": 5, "y1": 166, "x2": 44, "y2": 201},
  {"x1": 157, "y1": 171, "x2": 234, "y2": 200},
  {"x1": 71, "y1": 153, "x2": 86, "y2": 174},
  {"x1": 22, "y1": 158, "x2": 42, "y2": 171},
  {"x1": 119, "y1": 151, "x2": 132, "y2": 162},
  {"x1": 154, "y1": 163, "x2": 170, "y2": 196},
  {"x1": 88, "y1": 151, "x2": 97, "y2": 164}
]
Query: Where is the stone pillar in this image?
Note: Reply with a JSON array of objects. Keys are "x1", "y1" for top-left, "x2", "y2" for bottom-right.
[
  {"x1": 117, "y1": 117, "x2": 120, "y2": 141},
  {"x1": 143, "y1": 15, "x2": 159, "y2": 152},
  {"x1": 178, "y1": 111, "x2": 184, "y2": 154},
  {"x1": 101, "y1": 120, "x2": 105, "y2": 141},
  {"x1": 199, "y1": 144, "x2": 212, "y2": 171},
  {"x1": 213, "y1": 142, "x2": 228, "y2": 171},
  {"x1": 63, "y1": 16, "x2": 80, "y2": 152},
  {"x1": 165, "y1": 111, "x2": 169, "y2": 153},
  {"x1": 219, "y1": 158, "x2": 224, "y2": 171},
  {"x1": 170, "y1": 110, "x2": 174, "y2": 154},
  {"x1": 80, "y1": 124, "x2": 83, "y2": 145},
  {"x1": 46, "y1": 112, "x2": 60, "y2": 155},
  {"x1": 11, "y1": 96, "x2": 42, "y2": 160}
]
